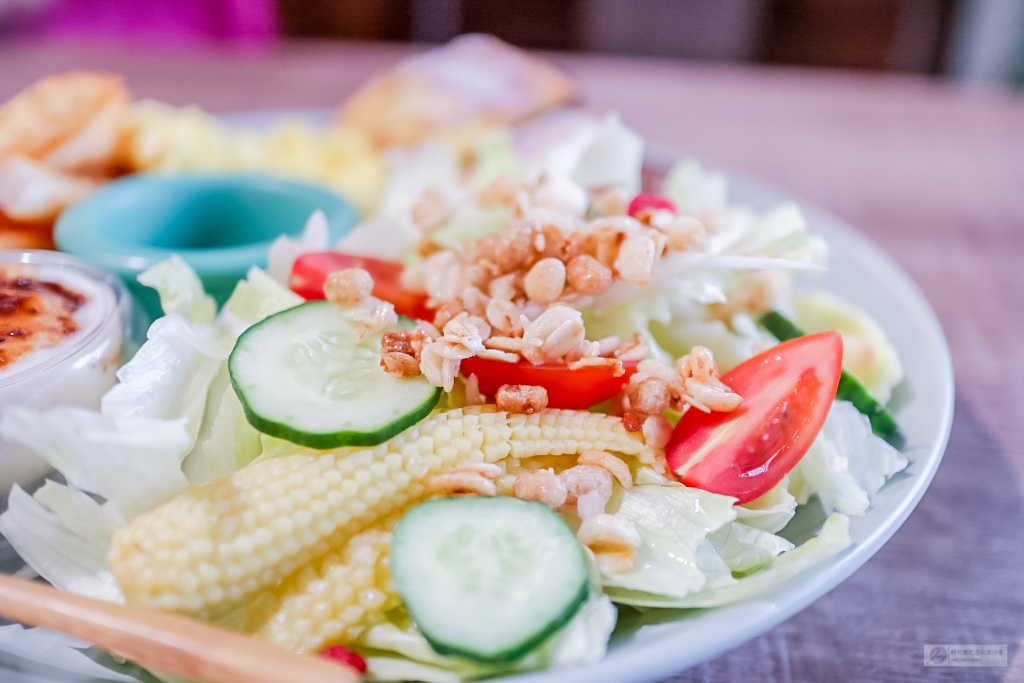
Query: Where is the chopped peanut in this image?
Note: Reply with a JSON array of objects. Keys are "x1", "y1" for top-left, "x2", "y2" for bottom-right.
[
  {"x1": 380, "y1": 351, "x2": 420, "y2": 378},
  {"x1": 613, "y1": 233, "x2": 657, "y2": 286},
  {"x1": 621, "y1": 410, "x2": 644, "y2": 433},
  {"x1": 485, "y1": 298, "x2": 523, "y2": 336},
  {"x1": 464, "y1": 373, "x2": 485, "y2": 405},
  {"x1": 324, "y1": 268, "x2": 373, "y2": 306},
  {"x1": 641, "y1": 414, "x2": 673, "y2": 449},
  {"x1": 513, "y1": 468, "x2": 568, "y2": 508},
  {"x1": 521, "y1": 305, "x2": 585, "y2": 364},
  {"x1": 663, "y1": 214, "x2": 707, "y2": 251},
  {"x1": 627, "y1": 376, "x2": 672, "y2": 415},
  {"x1": 578, "y1": 450, "x2": 632, "y2": 488},
  {"x1": 412, "y1": 185, "x2": 449, "y2": 232},
  {"x1": 495, "y1": 384, "x2": 549, "y2": 414},
  {"x1": 426, "y1": 470, "x2": 497, "y2": 497},
  {"x1": 560, "y1": 464, "x2": 613, "y2": 519},
  {"x1": 565, "y1": 254, "x2": 613, "y2": 295},
  {"x1": 524, "y1": 257, "x2": 566, "y2": 305}
]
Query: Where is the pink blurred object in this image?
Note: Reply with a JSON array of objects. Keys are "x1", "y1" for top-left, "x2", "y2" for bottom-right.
[{"x1": 38, "y1": 0, "x2": 279, "y2": 46}]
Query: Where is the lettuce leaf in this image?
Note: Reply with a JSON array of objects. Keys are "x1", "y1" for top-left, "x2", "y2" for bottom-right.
[
  {"x1": 649, "y1": 311, "x2": 770, "y2": 373},
  {"x1": 100, "y1": 314, "x2": 229, "y2": 440},
  {"x1": 663, "y1": 159, "x2": 728, "y2": 212},
  {"x1": 733, "y1": 203, "x2": 828, "y2": 265},
  {"x1": 335, "y1": 216, "x2": 421, "y2": 262},
  {"x1": 428, "y1": 205, "x2": 510, "y2": 249},
  {"x1": 180, "y1": 365, "x2": 262, "y2": 486},
  {"x1": 470, "y1": 127, "x2": 526, "y2": 189},
  {"x1": 216, "y1": 266, "x2": 303, "y2": 339},
  {"x1": 0, "y1": 485, "x2": 123, "y2": 601},
  {"x1": 585, "y1": 295, "x2": 770, "y2": 372},
  {"x1": 789, "y1": 400, "x2": 908, "y2": 516},
  {"x1": 735, "y1": 476, "x2": 798, "y2": 534},
  {"x1": 707, "y1": 521, "x2": 794, "y2": 575},
  {"x1": 514, "y1": 108, "x2": 603, "y2": 180},
  {"x1": 600, "y1": 485, "x2": 737, "y2": 598},
  {"x1": 571, "y1": 112, "x2": 644, "y2": 194},
  {"x1": 136, "y1": 255, "x2": 217, "y2": 323},
  {"x1": 267, "y1": 209, "x2": 329, "y2": 284},
  {"x1": 337, "y1": 140, "x2": 463, "y2": 261},
  {"x1": 0, "y1": 624, "x2": 149, "y2": 682},
  {"x1": 605, "y1": 513, "x2": 852, "y2": 608},
  {"x1": 0, "y1": 408, "x2": 191, "y2": 520}
]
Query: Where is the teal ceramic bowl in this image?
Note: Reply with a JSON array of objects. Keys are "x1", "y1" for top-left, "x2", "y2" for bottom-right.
[{"x1": 55, "y1": 174, "x2": 357, "y2": 321}]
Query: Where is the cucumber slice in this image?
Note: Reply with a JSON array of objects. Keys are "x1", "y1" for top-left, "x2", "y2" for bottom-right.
[
  {"x1": 759, "y1": 311, "x2": 905, "y2": 448},
  {"x1": 229, "y1": 301, "x2": 440, "y2": 449},
  {"x1": 391, "y1": 497, "x2": 589, "y2": 663}
]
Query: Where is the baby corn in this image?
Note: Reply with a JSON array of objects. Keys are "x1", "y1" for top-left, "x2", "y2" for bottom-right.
[
  {"x1": 108, "y1": 406, "x2": 652, "y2": 620},
  {"x1": 248, "y1": 523, "x2": 400, "y2": 653}
]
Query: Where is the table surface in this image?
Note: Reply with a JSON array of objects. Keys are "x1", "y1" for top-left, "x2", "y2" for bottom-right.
[{"x1": 3, "y1": 39, "x2": 1024, "y2": 683}]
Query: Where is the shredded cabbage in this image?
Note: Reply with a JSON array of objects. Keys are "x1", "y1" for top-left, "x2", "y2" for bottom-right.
[
  {"x1": 216, "y1": 266, "x2": 303, "y2": 339},
  {"x1": 605, "y1": 513, "x2": 852, "y2": 609},
  {"x1": 0, "y1": 485, "x2": 124, "y2": 601},
  {"x1": 571, "y1": 112, "x2": 644, "y2": 194},
  {"x1": 267, "y1": 209, "x2": 329, "y2": 284},
  {"x1": 789, "y1": 400, "x2": 908, "y2": 516},
  {"x1": 707, "y1": 522, "x2": 795, "y2": 575},
  {"x1": 136, "y1": 255, "x2": 216, "y2": 324},
  {"x1": 470, "y1": 127, "x2": 526, "y2": 189},
  {"x1": 600, "y1": 485, "x2": 737, "y2": 598},
  {"x1": 664, "y1": 159, "x2": 728, "y2": 212},
  {"x1": 735, "y1": 477, "x2": 798, "y2": 534}
]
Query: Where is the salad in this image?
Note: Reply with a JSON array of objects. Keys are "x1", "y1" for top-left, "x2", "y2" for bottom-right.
[{"x1": 0, "y1": 113, "x2": 908, "y2": 682}]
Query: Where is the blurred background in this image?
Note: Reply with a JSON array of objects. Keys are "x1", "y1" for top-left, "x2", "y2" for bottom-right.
[{"x1": 0, "y1": 0, "x2": 1022, "y2": 90}]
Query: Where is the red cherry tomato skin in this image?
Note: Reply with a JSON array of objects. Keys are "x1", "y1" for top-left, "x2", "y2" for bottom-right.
[
  {"x1": 319, "y1": 645, "x2": 368, "y2": 673},
  {"x1": 666, "y1": 332, "x2": 843, "y2": 504},
  {"x1": 627, "y1": 194, "x2": 677, "y2": 218},
  {"x1": 460, "y1": 356, "x2": 639, "y2": 409},
  {"x1": 290, "y1": 252, "x2": 434, "y2": 321}
]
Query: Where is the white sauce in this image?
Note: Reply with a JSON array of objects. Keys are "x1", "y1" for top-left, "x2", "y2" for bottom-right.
[{"x1": 0, "y1": 258, "x2": 123, "y2": 492}]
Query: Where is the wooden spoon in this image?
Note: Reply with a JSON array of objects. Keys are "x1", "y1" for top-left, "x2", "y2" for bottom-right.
[{"x1": 0, "y1": 573, "x2": 360, "y2": 683}]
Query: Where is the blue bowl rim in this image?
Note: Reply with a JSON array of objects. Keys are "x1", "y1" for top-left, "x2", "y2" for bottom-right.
[{"x1": 54, "y1": 173, "x2": 356, "y2": 277}]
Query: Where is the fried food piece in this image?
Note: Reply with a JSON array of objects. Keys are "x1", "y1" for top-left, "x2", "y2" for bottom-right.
[
  {"x1": 0, "y1": 211, "x2": 55, "y2": 250},
  {"x1": 337, "y1": 34, "x2": 576, "y2": 149},
  {"x1": 0, "y1": 155, "x2": 100, "y2": 222},
  {"x1": 118, "y1": 101, "x2": 386, "y2": 214},
  {"x1": 0, "y1": 72, "x2": 129, "y2": 174}
]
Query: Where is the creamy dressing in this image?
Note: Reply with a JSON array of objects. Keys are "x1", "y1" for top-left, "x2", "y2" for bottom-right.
[
  {"x1": 0, "y1": 266, "x2": 115, "y2": 375},
  {"x1": 0, "y1": 255, "x2": 123, "y2": 491}
]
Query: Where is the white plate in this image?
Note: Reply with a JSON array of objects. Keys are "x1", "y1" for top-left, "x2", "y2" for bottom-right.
[
  {"x1": 0, "y1": 139, "x2": 954, "y2": 683},
  {"x1": 504, "y1": 152, "x2": 955, "y2": 683}
]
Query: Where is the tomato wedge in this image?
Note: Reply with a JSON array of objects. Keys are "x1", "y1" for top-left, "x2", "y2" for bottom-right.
[
  {"x1": 290, "y1": 252, "x2": 433, "y2": 321},
  {"x1": 461, "y1": 356, "x2": 639, "y2": 410},
  {"x1": 666, "y1": 331, "x2": 843, "y2": 504}
]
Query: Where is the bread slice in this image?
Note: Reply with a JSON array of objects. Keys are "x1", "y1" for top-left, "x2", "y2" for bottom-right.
[{"x1": 338, "y1": 34, "x2": 576, "y2": 150}]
